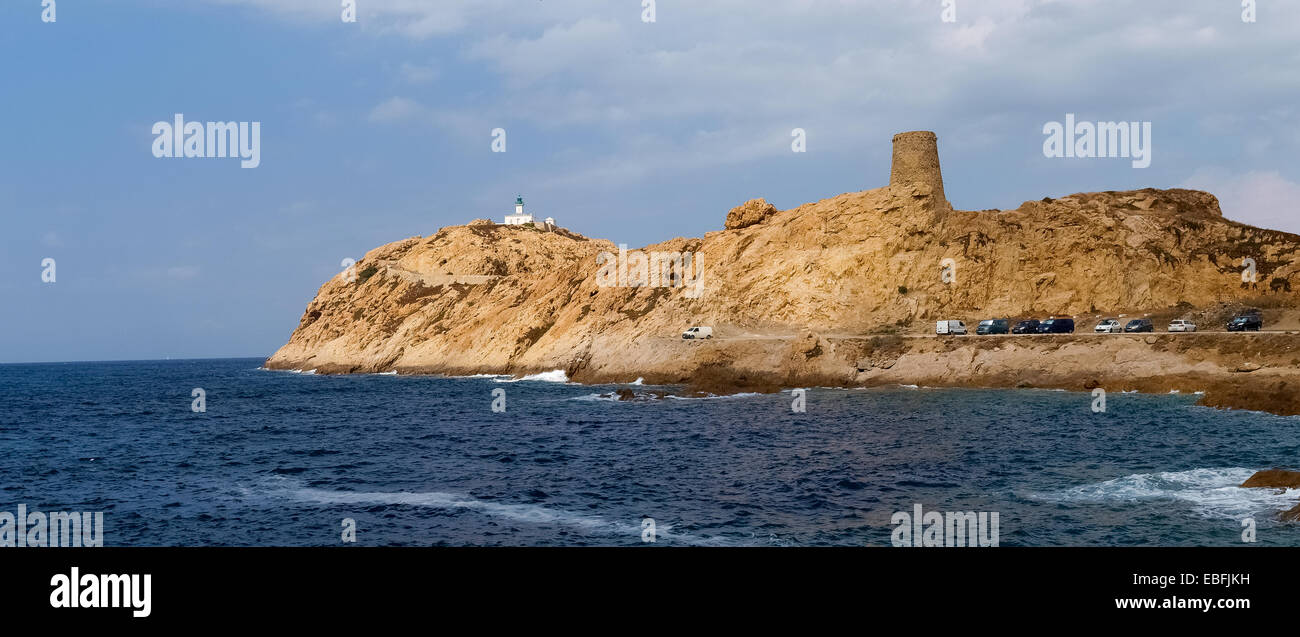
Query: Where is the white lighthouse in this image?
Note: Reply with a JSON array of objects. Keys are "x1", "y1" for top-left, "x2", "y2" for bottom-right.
[{"x1": 503, "y1": 195, "x2": 534, "y2": 225}]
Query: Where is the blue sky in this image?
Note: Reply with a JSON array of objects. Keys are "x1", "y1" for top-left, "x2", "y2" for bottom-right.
[{"x1": 2, "y1": 0, "x2": 1298, "y2": 363}]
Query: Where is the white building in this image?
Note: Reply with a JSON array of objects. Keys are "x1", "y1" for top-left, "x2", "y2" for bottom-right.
[{"x1": 503, "y1": 196, "x2": 533, "y2": 225}]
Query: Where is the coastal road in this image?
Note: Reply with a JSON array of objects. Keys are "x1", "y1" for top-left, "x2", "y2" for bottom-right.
[
  {"x1": 664, "y1": 329, "x2": 1297, "y2": 342},
  {"x1": 910, "y1": 330, "x2": 1297, "y2": 338}
]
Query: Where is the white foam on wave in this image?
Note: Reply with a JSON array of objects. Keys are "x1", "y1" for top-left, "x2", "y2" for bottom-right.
[
  {"x1": 281, "y1": 483, "x2": 731, "y2": 545},
  {"x1": 260, "y1": 367, "x2": 318, "y2": 375},
  {"x1": 496, "y1": 369, "x2": 569, "y2": 383},
  {"x1": 665, "y1": 392, "x2": 763, "y2": 401},
  {"x1": 1033, "y1": 467, "x2": 1300, "y2": 520},
  {"x1": 570, "y1": 392, "x2": 620, "y2": 402},
  {"x1": 630, "y1": 377, "x2": 644, "y2": 386}
]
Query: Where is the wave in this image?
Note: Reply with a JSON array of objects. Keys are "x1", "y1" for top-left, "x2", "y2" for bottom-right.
[
  {"x1": 665, "y1": 392, "x2": 763, "y2": 401},
  {"x1": 279, "y1": 482, "x2": 732, "y2": 545},
  {"x1": 569, "y1": 389, "x2": 668, "y2": 402},
  {"x1": 571, "y1": 392, "x2": 621, "y2": 402},
  {"x1": 1032, "y1": 467, "x2": 1299, "y2": 520},
  {"x1": 495, "y1": 369, "x2": 569, "y2": 383}
]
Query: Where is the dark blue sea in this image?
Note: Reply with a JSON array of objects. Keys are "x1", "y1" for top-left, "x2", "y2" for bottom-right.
[{"x1": 2, "y1": 358, "x2": 1299, "y2": 546}]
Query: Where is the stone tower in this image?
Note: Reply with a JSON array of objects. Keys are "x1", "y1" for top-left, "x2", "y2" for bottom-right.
[{"x1": 889, "y1": 131, "x2": 947, "y2": 206}]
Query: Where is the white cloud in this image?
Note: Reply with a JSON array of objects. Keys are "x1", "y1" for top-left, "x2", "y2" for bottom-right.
[
  {"x1": 466, "y1": 18, "x2": 624, "y2": 84},
  {"x1": 206, "y1": 0, "x2": 535, "y2": 38},
  {"x1": 398, "y1": 62, "x2": 438, "y2": 85},
  {"x1": 212, "y1": 0, "x2": 1300, "y2": 192},
  {"x1": 942, "y1": 16, "x2": 999, "y2": 52},
  {"x1": 364, "y1": 97, "x2": 487, "y2": 144},
  {"x1": 1182, "y1": 168, "x2": 1300, "y2": 235},
  {"x1": 368, "y1": 96, "x2": 425, "y2": 123}
]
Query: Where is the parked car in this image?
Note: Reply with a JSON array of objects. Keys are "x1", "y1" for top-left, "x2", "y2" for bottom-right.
[
  {"x1": 976, "y1": 319, "x2": 1009, "y2": 335},
  {"x1": 936, "y1": 320, "x2": 967, "y2": 335},
  {"x1": 1168, "y1": 319, "x2": 1196, "y2": 332},
  {"x1": 1011, "y1": 320, "x2": 1040, "y2": 334},
  {"x1": 681, "y1": 326, "x2": 713, "y2": 339},
  {"x1": 1227, "y1": 315, "x2": 1262, "y2": 332},
  {"x1": 1124, "y1": 319, "x2": 1154, "y2": 333},
  {"x1": 1036, "y1": 318, "x2": 1075, "y2": 334},
  {"x1": 1094, "y1": 319, "x2": 1122, "y2": 333}
]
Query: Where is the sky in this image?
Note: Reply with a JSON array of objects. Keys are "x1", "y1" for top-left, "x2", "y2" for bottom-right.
[{"x1": 1, "y1": 0, "x2": 1298, "y2": 363}]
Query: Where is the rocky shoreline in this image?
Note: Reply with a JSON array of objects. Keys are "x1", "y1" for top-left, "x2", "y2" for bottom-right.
[
  {"x1": 267, "y1": 330, "x2": 1300, "y2": 416},
  {"x1": 1241, "y1": 470, "x2": 1300, "y2": 521}
]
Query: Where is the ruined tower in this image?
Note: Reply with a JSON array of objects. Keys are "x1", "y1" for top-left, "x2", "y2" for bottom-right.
[{"x1": 889, "y1": 131, "x2": 947, "y2": 206}]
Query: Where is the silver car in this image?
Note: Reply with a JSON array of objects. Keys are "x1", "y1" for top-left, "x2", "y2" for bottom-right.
[{"x1": 1094, "y1": 319, "x2": 1121, "y2": 333}]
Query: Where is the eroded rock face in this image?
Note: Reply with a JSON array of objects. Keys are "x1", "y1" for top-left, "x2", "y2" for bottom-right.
[
  {"x1": 1241, "y1": 469, "x2": 1300, "y2": 489},
  {"x1": 724, "y1": 198, "x2": 777, "y2": 230},
  {"x1": 1283, "y1": 503, "x2": 1300, "y2": 522}
]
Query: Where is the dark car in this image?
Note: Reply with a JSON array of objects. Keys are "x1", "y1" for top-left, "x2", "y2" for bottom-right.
[
  {"x1": 976, "y1": 319, "x2": 1010, "y2": 335},
  {"x1": 1011, "y1": 320, "x2": 1040, "y2": 334},
  {"x1": 1035, "y1": 318, "x2": 1075, "y2": 334},
  {"x1": 1124, "y1": 319, "x2": 1154, "y2": 333},
  {"x1": 1227, "y1": 314, "x2": 1262, "y2": 332}
]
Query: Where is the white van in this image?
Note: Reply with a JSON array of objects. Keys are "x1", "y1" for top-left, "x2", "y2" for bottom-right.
[
  {"x1": 936, "y1": 320, "x2": 966, "y2": 335},
  {"x1": 682, "y1": 326, "x2": 713, "y2": 339}
]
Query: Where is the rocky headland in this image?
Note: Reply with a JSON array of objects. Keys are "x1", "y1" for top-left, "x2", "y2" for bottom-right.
[{"x1": 266, "y1": 132, "x2": 1300, "y2": 415}]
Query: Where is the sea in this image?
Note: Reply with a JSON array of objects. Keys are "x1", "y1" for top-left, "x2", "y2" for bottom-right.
[{"x1": 2, "y1": 357, "x2": 1298, "y2": 547}]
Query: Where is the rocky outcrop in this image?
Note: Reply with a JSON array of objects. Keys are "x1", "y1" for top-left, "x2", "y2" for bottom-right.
[
  {"x1": 266, "y1": 178, "x2": 1300, "y2": 413},
  {"x1": 1241, "y1": 469, "x2": 1300, "y2": 489},
  {"x1": 724, "y1": 198, "x2": 777, "y2": 230},
  {"x1": 1241, "y1": 470, "x2": 1300, "y2": 521}
]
